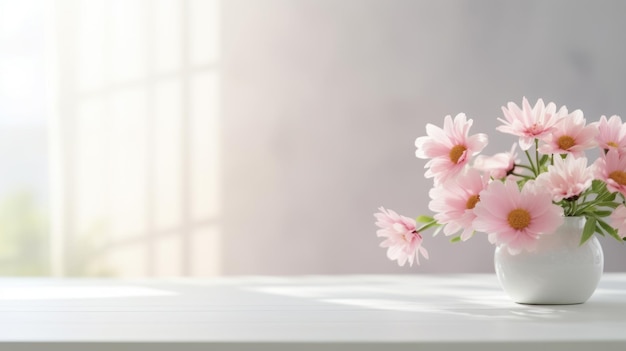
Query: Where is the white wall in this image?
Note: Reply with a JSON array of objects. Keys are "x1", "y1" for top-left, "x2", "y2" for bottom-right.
[{"x1": 222, "y1": 0, "x2": 626, "y2": 274}]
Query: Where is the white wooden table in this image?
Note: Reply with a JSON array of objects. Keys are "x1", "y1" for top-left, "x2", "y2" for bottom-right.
[{"x1": 0, "y1": 274, "x2": 625, "y2": 350}]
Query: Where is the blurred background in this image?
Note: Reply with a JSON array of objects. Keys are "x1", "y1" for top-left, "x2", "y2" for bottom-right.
[{"x1": 0, "y1": 0, "x2": 625, "y2": 277}]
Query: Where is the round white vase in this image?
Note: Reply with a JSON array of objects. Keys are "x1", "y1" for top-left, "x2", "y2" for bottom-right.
[{"x1": 494, "y1": 216, "x2": 604, "y2": 305}]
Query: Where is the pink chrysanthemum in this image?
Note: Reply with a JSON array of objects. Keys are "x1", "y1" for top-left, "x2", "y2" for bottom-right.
[
  {"x1": 473, "y1": 143, "x2": 519, "y2": 179},
  {"x1": 472, "y1": 180, "x2": 564, "y2": 255},
  {"x1": 497, "y1": 97, "x2": 564, "y2": 150},
  {"x1": 428, "y1": 169, "x2": 489, "y2": 241},
  {"x1": 374, "y1": 207, "x2": 429, "y2": 266},
  {"x1": 538, "y1": 109, "x2": 597, "y2": 157},
  {"x1": 609, "y1": 205, "x2": 626, "y2": 239},
  {"x1": 415, "y1": 113, "x2": 488, "y2": 184},
  {"x1": 590, "y1": 115, "x2": 626, "y2": 154},
  {"x1": 593, "y1": 149, "x2": 626, "y2": 197},
  {"x1": 535, "y1": 155, "x2": 593, "y2": 202}
]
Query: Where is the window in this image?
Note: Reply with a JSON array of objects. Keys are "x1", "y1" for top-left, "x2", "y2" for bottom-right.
[{"x1": 0, "y1": 0, "x2": 49, "y2": 275}]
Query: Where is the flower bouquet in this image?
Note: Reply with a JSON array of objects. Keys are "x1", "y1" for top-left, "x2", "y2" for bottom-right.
[{"x1": 375, "y1": 97, "x2": 626, "y2": 267}]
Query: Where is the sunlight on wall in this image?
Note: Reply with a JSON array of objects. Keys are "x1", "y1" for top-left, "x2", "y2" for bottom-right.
[{"x1": 52, "y1": 0, "x2": 221, "y2": 277}]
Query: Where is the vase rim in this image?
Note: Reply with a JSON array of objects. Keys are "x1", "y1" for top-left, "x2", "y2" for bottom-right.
[
  {"x1": 562, "y1": 215, "x2": 585, "y2": 219},
  {"x1": 561, "y1": 215, "x2": 586, "y2": 226}
]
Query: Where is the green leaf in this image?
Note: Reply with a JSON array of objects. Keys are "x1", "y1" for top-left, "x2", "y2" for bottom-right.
[
  {"x1": 604, "y1": 192, "x2": 617, "y2": 202},
  {"x1": 597, "y1": 219, "x2": 622, "y2": 242},
  {"x1": 416, "y1": 215, "x2": 434, "y2": 223},
  {"x1": 432, "y1": 225, "x2": 443, "y2": 237},
  {"x1": 450, "y1": 236, "x2": 461, "y2": 243},
  {"x1": 592, "y1": 210, "x2": 613, "y2": 217},
  {"x1": 592, "y1": 180, "x2": 605, "y2": 192},
  {"x1": 580, "y1": 216, "x2": 596, "y2": 245},
  {"x1": 595, "y1": 201, "x2": 620, "y2": 209},
  {"x1": 517, "y1": 178, "x2": 529, "y2": 189},
  {"x1": 537, "y1": 155, "x2": 551, "y2": 173},
  {"x1": 596, "y1": 218, "x2": 610, "y2": 232}
]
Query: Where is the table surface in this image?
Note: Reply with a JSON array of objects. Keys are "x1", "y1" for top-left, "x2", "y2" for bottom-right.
[{"x1": 0, "y1": 274, "x2": 625, "y2": 351}]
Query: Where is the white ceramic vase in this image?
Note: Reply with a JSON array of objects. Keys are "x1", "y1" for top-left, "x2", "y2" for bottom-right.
[{"x1": 494, "y1": 216, "x2": 604, "y2": 305}]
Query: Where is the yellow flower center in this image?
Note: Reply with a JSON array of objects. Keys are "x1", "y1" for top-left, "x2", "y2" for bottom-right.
[
  {"x1": 507, "y1": 208, "x2": 531, "y2": 230},
  {"x1": 609, "y1": 171, "x2": 626, "y2": 186},
  {"x1": 449, "y1": 145, "x2": 467, "y2": 164},
  {"x1": 466, "y1": 194, "x2": 480, "y2": 210},
  {"x1": 557, "y1": 135, "x2": 576, "y2": 150},
  {"x1": 608, "y1": 141, "x2": 619, "y2": 148}
]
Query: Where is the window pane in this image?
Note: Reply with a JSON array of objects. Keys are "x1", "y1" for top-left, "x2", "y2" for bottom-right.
[{"x1": 0, "y1": 0, "x2": 49, "y2": 276}]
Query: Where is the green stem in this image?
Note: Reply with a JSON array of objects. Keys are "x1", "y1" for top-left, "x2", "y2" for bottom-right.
[
  {"x1": 516, "y1": 164, "x2": 535, "y2": 172},
  {"x1": 574, "y1": 192, "x2": 614, "y2": 214},
  {"x1": 570, "y1": 200, "x2": 578, "y2": 216},
  {"x1": 524, "y1": 149, "x2": 536, "y2": 176},
  {"x1": 535, "y1": 139, "x2": 540, "y2": 174},
  {"x1": 510, "y1": 172, "x2": 533, "y2": 180},
  {"x1": 416, "y1": 220, "x2": 439, "y2": 233}
]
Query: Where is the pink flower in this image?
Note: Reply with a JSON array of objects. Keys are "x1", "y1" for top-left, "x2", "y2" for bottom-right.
[
  {"x1": 590, "y1": 115, "x2": 626, "y2": 154},
  {"x1": 473, "y1": 143, "x2": 519, "y2": 179},
  {"x1": 609, "y1": 205, "x2": 626, "y2": 239},
  {"x1": 428, "y1": 169, "x2": 489, "y2": 241},
  {"x1": 472, "y1": 180, "x2": 564, "y2": 255},
  {"x1": 593, "y1": 149, "x2": 626, "y2": 197},
  {"x1": 415, "y1": 113, "x2": 488, "y2": 184},
  {"x1": 374, "y1": 207, "x2": 429, "y2": 266},
  {"x1": 535, "y1": 155, "x2": 593, "y2": 202},
  {"x1": 497, "y1": 97, "x2": 564, "y2": 150},
  {"x1": 537, "y1": 109, "x2": 597, "y2": 157}
]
